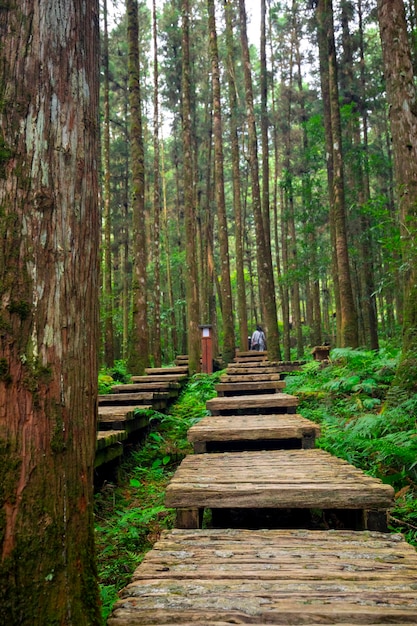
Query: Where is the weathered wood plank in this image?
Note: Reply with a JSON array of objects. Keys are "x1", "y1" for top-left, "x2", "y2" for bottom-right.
[
  {"x1": 165, "y1": 450, "x2": 394, "y2": 512},
  {"x1": 234, "y1": 354, "x2": 268, "y2": 362},
  {"x1": 207, "y1": 393, "x2": 299, "y2": 415},
  {"x1": 107, "y1": 528, "x2": 417, "y2": 625},
  {"x1": 225, "y1": 364, "x2": 302, "y2": 375},
  {"x1": 112, "y1": 382, "x2": 180, "y2": 392},
  {"x1": 220, "y1": 373, "x2": 283, "y2": 382},
  {"x1": 215, "y1": 381, "x2": 286, "y2": 396},
  {"x1": 228, "y1": 361, "x2": 280, "y2": 369},
  {"x1": 235, "y1": 350, "x2": 268, "y2": 358},
  {"x1": 131, "y1": 374, "x2": 187, "y2": 383},
  {"x1": 99, "y1": 391, "x2": 169, "y2": 405},
  {"x1": 98, "y1": 405, "x2": 151, "y2": 421},
  {"x1": 145, "y1": 366, "x2": 188, "y2": 375},
  {"x1": 188, "y1": 414, "x2": 320, "y2": 450},
  {"x1": 96, "y1": 429, "x2": 128, "y2": 449}
]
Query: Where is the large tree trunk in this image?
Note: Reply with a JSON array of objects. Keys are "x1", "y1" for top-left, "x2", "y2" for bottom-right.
[
  {"x1": 378, "y1": 0, "x2": 417, "y2": 395},
  {"x1": 127, "y1": 0, "x2": 149, "y2": 374},
  {"x1": 0, "y1": 1, "x2": 101, "y2": 623},
  {"x1": 224, "y1": 0, "x2": 248, "y2": 352},
  {"x1": 152, "y1": 0, "x2": 162, "y2": 367},
  {"x1": 239, "y1": 0, "x2": 281, "y2": 361},
  {"x1": 102, "y1": 0, "x2": 115, "y2": 368},
  {"x1": 182, "y1": 0, "x2": 201, "y2": 373},
  {"x1": 316, "y1": 0, "x2": 358, "y2": 348},
  {"x1": 260, "y1": 0, "x2": 271, "y2": 250},
  {"x1": 208, "y1": 0, "x2": 235, "y2": 365}
]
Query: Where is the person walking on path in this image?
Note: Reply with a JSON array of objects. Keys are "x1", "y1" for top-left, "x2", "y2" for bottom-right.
[{"x1": 251, "y1": 325, "x2": 266, "y2": 351}]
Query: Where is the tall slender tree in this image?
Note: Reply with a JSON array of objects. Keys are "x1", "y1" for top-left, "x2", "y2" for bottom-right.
[
  {"x1": 0, "y1": 1, "x2": 101, "y2": 622},
  {"x1": 182, "y1": 0, "x2": 201, "y2": 373},
  {"x1": 316, "y1": 0, "x2": 358, "y2": 348},
  {"x1": 127, "y1": 0, "x2": 149, "y2": 374},
  {"x1": 152, "y1": 0, "x2": 162, "y2": 366},
  {"x1": 103, "y1": 0, "x2": 115, "y2": 368},
  {"x1": 239, "y1": 0, "x2": 281, "y2": 360},
  {"x1": 224, "y1": 0, "x2": 249, "y2": 352},
  {"x1": 208, "y1": 0, "x2": 235, "y2": 364}
]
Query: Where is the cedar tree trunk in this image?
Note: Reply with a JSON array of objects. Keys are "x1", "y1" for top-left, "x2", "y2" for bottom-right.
[{"x1": 0, "y1": 1, "x2": 101, "y2": 623}]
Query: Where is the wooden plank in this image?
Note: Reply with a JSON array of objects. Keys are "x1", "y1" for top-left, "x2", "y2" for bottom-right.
[
  {"x1": 235, "y1": 350, "x2": 268, "y2": 357},
  {"x1": 165, "y1": 449, "x2": 394, "y2": 511},
  {"x1": 98, "y1": 407, "x2": 150, "y2": 432},
  {"x1": 226, "y1": 366, "x2": 283, "y2": 375},
  {"x1": 145, "y1": 366, "x2": 188, "y2": 375},
  {"x1": 131, "y1": 374, "x2": 187, "y2": 383},
  {"x1": 96, "y1": 429, "x2": 128, "y2": 450},
  {"x1": 228, "y1": 361, "x2": 280, "y2": 369},
  {"x1": 215, "y1": 381, "x2": 286, "y2": 395},
  {"x1": 221, "y1": 373, "x2": 283, "y2": 382},
  {"x1": 111, "y1": 382, "x2": 180, "y2": 392},
  {"x1": 206, "y1": 393, "x2": 299, "y2": 415},
  {"x1": 98, "y1": 405, "x2": 146, "y2": 421},
  {"x1": 98, "y1": 391, "x2": 169, "y2": 405},
  {"x1": 107, "y1": 528, "x2": 417, "y2": 625},
  {"x1": 234, "y1": 354, "x2": 268, "y2": 362},
  {"x1": 187, "y1": 414, "x2": 320, "y2": 447}
]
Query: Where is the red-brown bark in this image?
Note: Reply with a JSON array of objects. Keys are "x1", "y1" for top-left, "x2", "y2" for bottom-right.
[{"x1": 0, "y1": 1, "x2": 101, "y2": 623}]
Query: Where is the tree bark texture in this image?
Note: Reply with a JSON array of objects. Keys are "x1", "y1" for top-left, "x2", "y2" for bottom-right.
[
  {"x1": 182, "y1": 0, "x2": 201, "y2": 374},
  {"x1": 378, "y1": 0, "x2": 417, "y2": 394},
  {"x1": 208, "y1": 0, "x2": 235, "y2": 365},
  {"x1": 152, "y1": 0, "x2": 162, "y2": 367},
  {"x1": 224, "y1": 0, "x2": 248, "y2": 352},
  {"x1": 103, "y1": 0, "x2": 115, "y2": 368},
  {"x1": 239, "y1": 0, "x2": 281, "y2": 361},
  {"x1": 127, "y1": 0, "x2": 149, "y2": 375},
  {"x1": 0, "y1": 1, "x2": 101, "y2": 624},
  {"x1": 316, "y1": 0, "x2": 358, "y2": 348}
]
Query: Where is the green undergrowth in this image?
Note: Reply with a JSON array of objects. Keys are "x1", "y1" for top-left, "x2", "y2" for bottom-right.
[
  {"x1": 94, "y1": 370, "x2": 223, "y2": 621},
  {"x1": 98, "y1": 360, "x2": 132, "y2": 394},
  {"x1": 285, "y1": 346, "x2": 417, "y2": 546}
]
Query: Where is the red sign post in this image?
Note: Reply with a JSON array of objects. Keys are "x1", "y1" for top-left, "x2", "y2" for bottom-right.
[{"x1": 199, "y1": 325, "x2": 213, "y2": 374}]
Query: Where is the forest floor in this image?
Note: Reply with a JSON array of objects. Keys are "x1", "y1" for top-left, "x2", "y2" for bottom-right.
[{"x1": 94, "y1": 347, "x2": 417, "y2": 622}]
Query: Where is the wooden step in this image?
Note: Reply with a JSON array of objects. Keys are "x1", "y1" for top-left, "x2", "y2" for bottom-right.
[
  {"x1": 145, "y1": 366, "x2": 188, "y2": 375},
  {"x1": 111, "y1": 382, "x2": 180, "y2": 398},
  {"x1": 95, "y1": 429, "x2": 128, "y2": 467},
  {"x1": 234, "y1": 354, "x2": 268, "y2": 363},
  {"x1": 98, "y1": 391, "x2": 169, "y2": 406},
  {"x1": 174, "y1": 354, "x2": 189, "y2": 365},
  {"x1": 96, "y1": 429, "x2": 128, "y2": 449},
  {"x1": 206, "y1": 393, "x2": 298, "y2": 415},
  {"x1": 98, "y1": 405, "x2": 151, "y2": 431},
  {"x1": 215, "y1": 380, "x2": 286, "y2": 396},
  {"x1": 228, "y1": 360, "x2": 280, "y2": 369},
  {"x1": 108, "y1": 528, "x2": 417, "y2": 625},
  {"x1": 165, "y1": 449, "x2": 394, "y2": 530},
  {"x1": 188, "y1": 414, "x2": 320, "y2": 452},
  {"x1": 226, "y1": 365, "x2": 282, "y2": 375},
  {"x1": 221, "y1": 372, "x2": 283, "y2": 383},
  {"x1": 131, "y1": 373, "x2": 187, "y2": 383},
  {"x1": 235, "y1": 350, "x2": 267, "y2": 358},
  {"x1": 112, "y1": 382, "x2": 180, "y2": 391}
]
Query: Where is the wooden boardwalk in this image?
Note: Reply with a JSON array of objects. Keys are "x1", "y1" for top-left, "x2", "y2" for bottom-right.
[
  {"x1": 108, "y1": 528, "x2": 417, "y2": 625},
  {"x1": 188, "y1": 413, "x2": 320, "y2": 452},
  {"x1": 96, "y1": 363, "x2": 188, "y2": 469},
  {"x1": 166, "y1": 449, "x2": 394, "y2": 530},
  {"x1": 108, "y1": 352, "x2": 417, "y2": 624}
]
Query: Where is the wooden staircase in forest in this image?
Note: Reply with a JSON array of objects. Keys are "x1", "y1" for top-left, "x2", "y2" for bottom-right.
[
  {"x1": 95, "y1": 363, "x2": 188, "y2": 469},
  {"x1": 107, "y1": 351, "x2": 417, "y2": 624}
]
